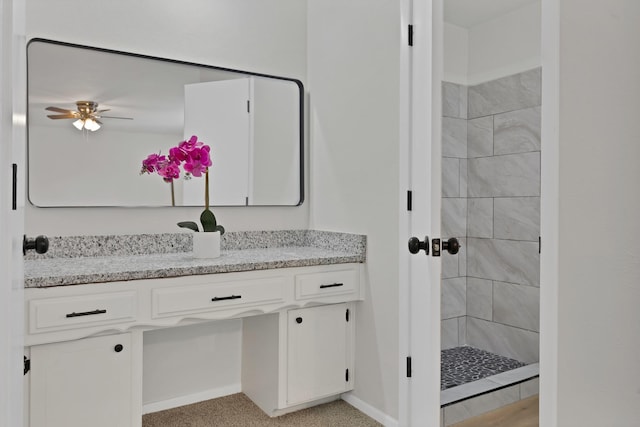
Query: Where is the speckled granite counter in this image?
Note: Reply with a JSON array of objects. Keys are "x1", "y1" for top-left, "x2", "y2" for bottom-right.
[{"x1": 25, "y1": 230, "x2": 366, "y2": 288}]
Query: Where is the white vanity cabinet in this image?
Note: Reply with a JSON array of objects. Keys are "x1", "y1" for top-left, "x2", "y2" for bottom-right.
[
  {"x1": 29, "y1": 332, "x2": 142, "y2": 427},
  {"x1": 24, "y1": 263, "x2": 363, "y2": 426},
  {"x1": 242, "y1": 303, "x2": 354, "y2": 416}
]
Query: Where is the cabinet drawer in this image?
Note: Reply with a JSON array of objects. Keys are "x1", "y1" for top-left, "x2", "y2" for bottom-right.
[
  {"x1": 295, "y1": 269, "x2": 359, "y2": 300},
  {"x1": 152, "y1": 277, "x2": 287, "y2": 318},
  {"x1": 29, "y1": 291, "x2": 137, "y2": 334}
]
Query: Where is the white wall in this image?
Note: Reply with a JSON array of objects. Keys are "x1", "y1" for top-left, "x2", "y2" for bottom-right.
[
  {"x1": 308, "y1": 0, "x2": 401, "y2": 421},
  {"x1": 25, "y1": 0, "x2": 308, "y2": 235},
  {"x1": 143, "y1": 320, "x2": 242, "y2": 409},
  {"x1": 443, "y1": 23, "x2": 468, "y2": 85},
  {"x1": 29, "y1": 126, "x2": 182, "y2": 207},
  {"x1": 542, "y1": 0, "x2": 640, "y2": 425},
  {"x1": 444, "y1": 1, "x2": 541, "y2": 85},
  {"x1": 468, "y1": 1, "x2": 540, "y2": 85}
]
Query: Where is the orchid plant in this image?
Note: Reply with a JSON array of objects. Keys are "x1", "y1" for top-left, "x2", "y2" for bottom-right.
[{"x1": 141, "y1": 135, "x2": 225, "y2": 234}]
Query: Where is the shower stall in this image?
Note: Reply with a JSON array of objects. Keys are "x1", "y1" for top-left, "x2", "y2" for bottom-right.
[{"x1": 439, "y1": 68, "x2": 541, "y2": 424}]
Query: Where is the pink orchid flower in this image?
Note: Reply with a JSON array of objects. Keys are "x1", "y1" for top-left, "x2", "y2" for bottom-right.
[
  {"x1": 168, "y1": 146, "x2": 188, "y2": 165},
  {"x1": 179, "y1": 135, "x2": 203, "y2": 152},
  {"x1": 141, "y1": 153, "x2": 167, "y2": 174},
  {"x1": 158, "y1": 163, "x2": 181, "y2": 182},
  {"x1": 183, "y1": 145, "x2": 212, "y2": 177}
]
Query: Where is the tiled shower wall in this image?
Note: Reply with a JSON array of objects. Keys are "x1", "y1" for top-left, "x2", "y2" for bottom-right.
[{"x1": 441, "y1": 68, "x2": 541, "y2": 364}]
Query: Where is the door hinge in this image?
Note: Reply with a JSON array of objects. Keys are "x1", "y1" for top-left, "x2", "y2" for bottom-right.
[
  {"x1": 539, "y1": 236, "x2": 541, "y2": 254},
  {"x1": 345, "y1": 368, "x2": 350, "y2": 382},
  {"x1": 406, "y1": 356, "x2": 412, "y2": 378},
  {"x1": 407, "y1": 190, "x2": 413, "y2": 211},
  {"x1": 346, "y1": 308, "x2": 350, "y2": 322},
  {"x1": 247, "y1": 100, "x2": 250, "y2": 113},
  {"x1": 408, "y1": 25, "x2": 414, "y2": 46},
  {"x1": 24, "y1": 356, "x2": 30, "y2": 375},
  {"x1": 12, "y1": 163, "x2": 17, "y2": 211}
]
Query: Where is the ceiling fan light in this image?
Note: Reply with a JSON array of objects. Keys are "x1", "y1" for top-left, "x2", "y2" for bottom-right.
[
  {"x1": 72, "y1": 119, "x2": 85, "y2": 130},
  {"x1": 84, "y1": 118, "x2": 101, "y2": 132}
]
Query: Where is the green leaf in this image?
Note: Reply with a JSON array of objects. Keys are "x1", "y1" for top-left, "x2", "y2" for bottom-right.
[
  {"x1": 177, "y1": 221, "x2": 200, "y2": 232},
  {"x1": 215, "y1": 225, "x2": 225, "y2": 235},
  {"x1": 200, "y1": 209, "x2": 217, "y2": 232}
]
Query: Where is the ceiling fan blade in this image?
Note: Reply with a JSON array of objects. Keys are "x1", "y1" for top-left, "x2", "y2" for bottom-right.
[
  {"x1": 45, "y1": 106, "x2": 75, "y2": 114},
  {"x1": 98, "y1": 115, "x2": 134, "y2": 120},
  {"x1": 94, "y1": 119, "x2": 103, "y2": 125},
  {"x1": 96, "y1": 109, "x2": 111, "y2": 113},
  {"x1": 47, "y1": 114, "x2": 77, "y2": 119}
]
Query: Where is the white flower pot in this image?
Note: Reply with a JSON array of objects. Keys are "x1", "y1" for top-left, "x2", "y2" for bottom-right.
[{"x1": 192, "y1": 231, "x2": 221, "y2": 259}]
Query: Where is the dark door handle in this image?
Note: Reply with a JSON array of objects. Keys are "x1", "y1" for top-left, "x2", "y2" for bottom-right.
[
  {"x1": 442, "y1": 237, "x2": 460, "y2": 255},
  {"x1": 408, "y1": 236, "x2": 429, "y2": 255},
  {"x1": 23, "y1": 235, "x2": 49, "y2": 255}
]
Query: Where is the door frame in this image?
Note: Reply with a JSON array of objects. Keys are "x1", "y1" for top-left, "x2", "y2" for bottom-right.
[
  {"x1": 0, "y1": 0, "x2": 26, "y2": 426},
  {"x1": 399, "y1": 0, "x2": 443, "y2": 425},
  {"x1": 539, "y1": 0, "x2": 559, "y2": 425},
  {"x1": 401, "y1": 0, "x2": 560, "y2": 425}
]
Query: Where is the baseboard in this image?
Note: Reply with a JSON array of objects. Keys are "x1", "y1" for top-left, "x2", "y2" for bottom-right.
[
  {"x1": 341, "y1": 392, "x2": 399, "y2": 427},
  {"x1": 142, "y1": 383, "x2": 242, "y2": 415}
]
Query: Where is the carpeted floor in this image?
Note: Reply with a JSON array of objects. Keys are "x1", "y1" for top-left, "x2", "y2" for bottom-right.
[{"x1": 142, "y1": 393, "x2": 383, "y2": 427}]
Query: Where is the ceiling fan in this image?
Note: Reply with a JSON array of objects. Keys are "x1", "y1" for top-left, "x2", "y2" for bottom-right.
[{"x1": 45, "y1": 100, "x2": 133, "y2": 131}]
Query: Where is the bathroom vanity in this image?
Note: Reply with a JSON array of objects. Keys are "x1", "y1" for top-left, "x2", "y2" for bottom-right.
[{"x1": 23, "y1": 231, "x2": 366, "y2": 427}]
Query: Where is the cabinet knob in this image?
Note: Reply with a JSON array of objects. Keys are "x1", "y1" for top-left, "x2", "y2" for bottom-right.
[
  {"x1": 23, "y1": 235, "x2": 49, "y2": 255},
  {"x1": 114, "y1": 344, "x2": 124, "y2": 353},
  {"x1": 295, "y1": 317, "x2": 303, "y2": 324}
]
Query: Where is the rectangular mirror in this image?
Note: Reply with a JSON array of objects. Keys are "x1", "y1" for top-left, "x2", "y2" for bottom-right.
[{"x1": 27, "y1": 39, "x2": 304, "y2": 207}]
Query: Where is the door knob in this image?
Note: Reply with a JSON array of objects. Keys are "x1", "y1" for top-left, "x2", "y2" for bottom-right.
[
  {"x1": 23, "y1": 235, "x2": 49, "y2": 255},
  {"x1": 408, "y1": 236, "x2": 429, "y2": 255},
  {"x1": 442, "y1": 237, "x2": 460, "y2": 255}
]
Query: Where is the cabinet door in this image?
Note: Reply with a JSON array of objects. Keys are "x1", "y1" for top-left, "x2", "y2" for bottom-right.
[
  {"x1": 287, "y1": 303, "x2": 352, "y2": 405},
  {"x1": 30, "y1": 333, "x2": 136, "y2": 427}
]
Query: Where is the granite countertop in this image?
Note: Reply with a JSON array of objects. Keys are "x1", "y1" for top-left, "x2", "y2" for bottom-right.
[{"x1": 24, "y1": 230, "x2": 366, "y2": 288}]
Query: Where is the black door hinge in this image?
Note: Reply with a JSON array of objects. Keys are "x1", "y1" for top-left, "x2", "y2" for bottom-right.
[
  {"x1": 406, "y1": 356, "x2": 412, "y2": 378},
  {"x1": 407, "y1": 190, "x2": 413, "y2": 211},
  {"x1": 539, "y1": 236, "x2": 541, "y2": 254},
  {"x1": 408, "y1": 25, "x2": 414, "y2": 46},
  {"x1": 345, "y1": 368, "x2": 350, "y2": 382},
  {"x1": 247, "y1": 100, "x2": 250, "y2": 113},
  {"x1": 12, "y1": 164, "x2": 17, "y2": 211},
  {"x1": 24, "y1": 356, "x2": 30, "y2": 375},
  {"x1": 346, "y1": 308, "x2": 350, "y2": 322}
]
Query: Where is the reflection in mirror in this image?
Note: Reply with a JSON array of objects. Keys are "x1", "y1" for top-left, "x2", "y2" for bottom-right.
[{"x1": 27, "y1": 39, "x2": 303, "y2": 207}]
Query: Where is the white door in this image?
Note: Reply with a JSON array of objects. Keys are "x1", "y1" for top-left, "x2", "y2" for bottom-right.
[
  {"x1": 0, "y1": 0, "x2": 26, "y2": 426},
  {"x1": 399, "y1": 0, "x2": 443, "y2": 425},
  {"x1": 286, "y1": 303, "x2": 352, "y2": 406},
  {"x1": 183, "y1": 79, "x2": 251, "y2": 206}
]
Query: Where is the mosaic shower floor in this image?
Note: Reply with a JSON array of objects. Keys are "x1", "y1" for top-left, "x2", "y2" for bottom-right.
[{"x1": 441, "y1": 346, "x2": 526, "y2": 390}]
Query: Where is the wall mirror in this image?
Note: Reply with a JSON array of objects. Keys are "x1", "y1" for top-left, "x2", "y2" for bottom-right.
[{"x1": 27, "y1": 39, "x2": 303, "y2": 207}]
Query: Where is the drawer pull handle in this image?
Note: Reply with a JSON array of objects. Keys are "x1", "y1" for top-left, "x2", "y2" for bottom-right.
[
  {"x1": 319, "y1": 283, "x2": 344, "y2": 289},
  {"x1": 65, "y1": 309, "x2": 107, "y2": 318},
  {"x1": 211, "y1": 295, "x2": 242, "y2": 302}
]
